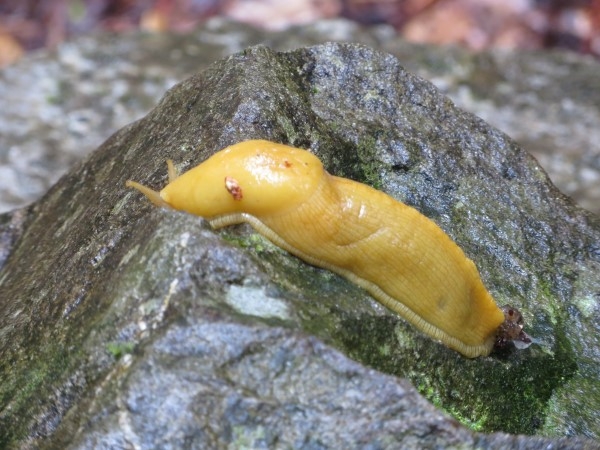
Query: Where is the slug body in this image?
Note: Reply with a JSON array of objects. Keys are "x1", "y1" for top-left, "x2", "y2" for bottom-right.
[{"x1": 127, "y1": 140, "x2": 506, "y2": 357}]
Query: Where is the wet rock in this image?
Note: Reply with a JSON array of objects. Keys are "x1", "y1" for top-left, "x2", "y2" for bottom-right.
[{"x1": 0, "y1": 43, "x2": 598, "y2": 448}]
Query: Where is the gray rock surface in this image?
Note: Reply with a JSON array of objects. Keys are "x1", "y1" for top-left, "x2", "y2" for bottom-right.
[
  {"x1": 1, "y1": 18, "x2": 599, "y2": 214},
  {"x1": 1, "y1": 42, "x2": 599, "y2": 448}
]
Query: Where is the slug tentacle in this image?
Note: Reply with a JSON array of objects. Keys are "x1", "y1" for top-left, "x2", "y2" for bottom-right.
[
  {"x1": 167, "y1": 159, "x2": 178, "y2": 183},
  {"x1": 126, "y1": 139, "x2": 527, "y2": 358},
  {"x1": 126, "y1": 160, "x2": 180, "y2": 208},
  {"x1": 125, "y1": 180, "x2": 171, "y2": 209}
]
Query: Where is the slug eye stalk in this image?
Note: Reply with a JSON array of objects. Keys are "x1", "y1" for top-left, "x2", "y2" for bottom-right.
[
  {"x1": 125, "y1": 180, "x2": 171, "y2": 209},
  {"x1": 126, "y1": 160, "x2": 179, "y2": 209}
]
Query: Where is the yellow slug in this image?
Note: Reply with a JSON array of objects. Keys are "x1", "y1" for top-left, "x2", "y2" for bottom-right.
[{"x1": 126, "y1": 140, "x2": 507, "y2": 357}]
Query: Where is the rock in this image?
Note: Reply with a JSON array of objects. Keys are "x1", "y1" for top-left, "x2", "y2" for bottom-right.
[
  {"x1": 385, "y1": 43, "x2": 600, "y2": 216},
  {"x1": 0, "y1": 43, "x2": 598, "y2": 448},
  {"x1": 1, "y1": 18, "x2": 599, "y2": 214}
]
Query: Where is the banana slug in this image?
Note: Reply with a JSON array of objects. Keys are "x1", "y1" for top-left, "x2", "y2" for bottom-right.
[{"x1": 126, "y1": 139, "x2": 522, "y2": 358}]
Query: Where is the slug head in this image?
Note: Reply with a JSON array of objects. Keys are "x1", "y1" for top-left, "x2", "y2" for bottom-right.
[{"x1": 132, "y1": 140, "x2": 325, "y2": 220}]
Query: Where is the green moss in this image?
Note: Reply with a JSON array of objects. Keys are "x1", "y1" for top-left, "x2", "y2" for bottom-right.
[
  {"x1": 355, "y1": 135, "x2": 384, "y2": 190},
  {"x1": 573, "y1": 295, "x2": 595, "y2": 318},
  {"x1": 221, "y1": 229, "x2": 283, "y2": 265},
  {"x1": 0, "y1": 342, "x2": 83, "y2": 446},
  {"x1": 379, "y1": 343, "x2": 391, "y2": 357},
  {"x1": 231, "y1": 424, "x2": 267, "y2": 448},
  {"x1": 542, "y1": 375, "x2": 600, "y2": 436},
  {"x1": 277, "y1": 116, "x2": 300, "y2": 143},
  {"x1": 106, "y1": 341, "x2": 135, "y2": 360},
  {"x1": 333, "y1": 303, "x2": 577, "y2": 436}
]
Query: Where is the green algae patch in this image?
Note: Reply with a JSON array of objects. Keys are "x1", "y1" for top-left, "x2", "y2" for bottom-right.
[{"x1": 334, "y1": 307, "x2": 578, "y2": 436}]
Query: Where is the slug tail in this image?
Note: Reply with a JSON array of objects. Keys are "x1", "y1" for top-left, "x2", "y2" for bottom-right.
[{"x1": 126, "y1": 180, "x2": 171, "y2": 209}]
